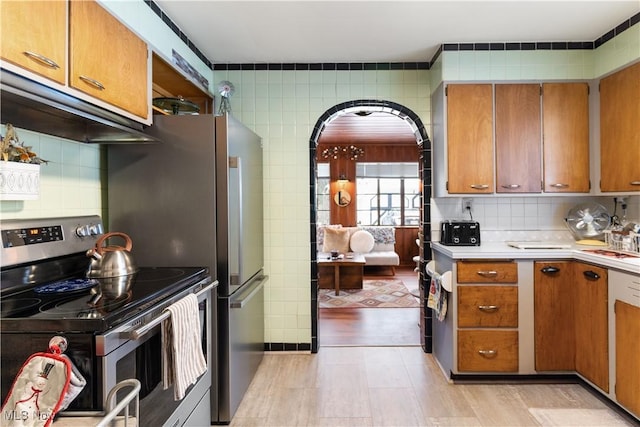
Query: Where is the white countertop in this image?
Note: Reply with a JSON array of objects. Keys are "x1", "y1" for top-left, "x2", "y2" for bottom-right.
[{"x1": 431, "y1": 241, "x2": 640, "y2": 275}]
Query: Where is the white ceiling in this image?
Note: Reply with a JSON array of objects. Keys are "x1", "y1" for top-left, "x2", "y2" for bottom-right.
[{"x1": 154, "y1": 0, "x2": 639, "y2": 64}]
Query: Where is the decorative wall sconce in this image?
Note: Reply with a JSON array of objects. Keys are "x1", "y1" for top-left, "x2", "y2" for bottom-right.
[
  {"x1": 321, "y1": 145, "x2": 365, "y2": 161},
  {"x1": 337, "y1": 174, "x2": 349, "y2": 188},
  {"x1": 334, "y1": 174, "x2": 351, "y2": 207}
]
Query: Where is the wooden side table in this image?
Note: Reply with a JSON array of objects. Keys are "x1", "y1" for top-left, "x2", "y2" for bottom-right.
[{"x1": 318, "y1": 253, "x2": 366, "y2": 295}]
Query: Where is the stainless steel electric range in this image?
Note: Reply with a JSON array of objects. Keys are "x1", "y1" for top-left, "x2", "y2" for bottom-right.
[{"x1": 0, "y1": 216, "x2": 217, "y2": 427}]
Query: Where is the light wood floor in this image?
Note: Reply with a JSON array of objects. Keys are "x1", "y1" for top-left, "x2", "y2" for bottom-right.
[
  {"x1": 319, "y1": 266, "x2": 421, "y2": 347},
  {"x1": 229, "y1": 346, "x2": 637, "y2": 426}
]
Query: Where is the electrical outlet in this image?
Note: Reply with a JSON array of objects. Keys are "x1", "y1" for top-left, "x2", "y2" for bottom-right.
[
  {"x1": 615, "y1": 197, "x2": 627, "y2": 204},
  {"x1": 462, "y1": 198, "x2": 473, "y2": 213}
]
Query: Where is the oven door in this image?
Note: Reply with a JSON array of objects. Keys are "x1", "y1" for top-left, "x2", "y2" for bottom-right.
[{"x1": 99, "y1": 281, "x2": 214, "y2": 427}]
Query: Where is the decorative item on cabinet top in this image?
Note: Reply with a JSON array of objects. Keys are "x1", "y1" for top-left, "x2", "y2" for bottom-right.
[{"x1": 0, "y1": 124, "x2": 46, "y2": 200}]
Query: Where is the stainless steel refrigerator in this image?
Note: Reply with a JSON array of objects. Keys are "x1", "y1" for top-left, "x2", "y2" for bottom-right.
[{"x1": 107, "y1": 113, "x2": 266, "y2": 425}]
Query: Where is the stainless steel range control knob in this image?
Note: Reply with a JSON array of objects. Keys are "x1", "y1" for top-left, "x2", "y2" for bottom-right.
[
  {"x1": 88, "y1": 223, "x2": 103, "y2": 236},
  {"x1": 76, "y1": 225, "x2": 90, "y2": 237}
]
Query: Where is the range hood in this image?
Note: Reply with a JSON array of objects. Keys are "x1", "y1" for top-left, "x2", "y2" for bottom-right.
[{"x1": 0, "y1": 69, "x2": 160, "y2": 144}]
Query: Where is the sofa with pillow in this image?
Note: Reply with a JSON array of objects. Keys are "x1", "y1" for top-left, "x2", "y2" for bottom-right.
[{"x1": 317, "y1": 225, "x2": 400, "y2": 274}]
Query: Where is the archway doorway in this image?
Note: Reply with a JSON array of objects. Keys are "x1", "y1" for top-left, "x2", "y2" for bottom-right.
[{"x1": 308, "y1": 100, "x2": 433, "y2": 353}]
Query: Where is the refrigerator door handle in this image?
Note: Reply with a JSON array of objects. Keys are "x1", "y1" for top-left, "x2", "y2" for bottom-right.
[
  {"x1": 229, "y1": 156, "x2": 243, "y2": 287},
  {"x1": 230, "y1": 275, "x2": 268, "y2": 309}
]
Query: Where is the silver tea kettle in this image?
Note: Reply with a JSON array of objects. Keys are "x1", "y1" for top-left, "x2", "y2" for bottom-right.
[{"x1": 86, "y1": 232, "x2": 138, "y2": 278}]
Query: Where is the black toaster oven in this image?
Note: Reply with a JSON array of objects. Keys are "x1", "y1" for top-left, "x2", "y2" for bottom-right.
[{"x1": 440, "y1": 220, "x2": 481, "y2": 246}]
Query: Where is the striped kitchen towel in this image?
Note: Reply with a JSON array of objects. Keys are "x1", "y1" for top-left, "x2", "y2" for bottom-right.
[{"x1": 162, "y1": 293, "x2": 207, "y2": 400}]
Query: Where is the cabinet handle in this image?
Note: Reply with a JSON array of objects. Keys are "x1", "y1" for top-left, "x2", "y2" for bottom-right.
[
  {"x1": 478, "y1": 305, "x2": 499, "y2": 312},
  {"x1": 631, "y1": 181, "x2": 640, "y2": 186},
  {"x1": 23, "y1": 51, "x2": 60, "y2": 69},
  {"x1": 500, "y1": 184, "x2": 521, "y2": 189},
  {"x1": 79, "y1": 75, "x2": 106, "y2": 91},
  {"x1": 540, "y1": 266, "x2": 560, "y2": 274},
  {"x1": 477, "y1": 270, "x2": 498, "y2": 277},
  {"x1": 469, "y1": 184, "x2": 489, "y2": 190},
  {"x1": 583, "y1": 270, "x2": 600, "y2": 280},
  {"x1": 478, "y1": 350, "x2": 497, "y2": 358},
  {"x1": 550, "y1": 183, "x2": 569, "y2": 188}
]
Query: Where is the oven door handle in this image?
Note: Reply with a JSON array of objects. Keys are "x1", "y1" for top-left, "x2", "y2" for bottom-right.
[{"x1": 125, "y1": 281, "x2": 215, "y2": 340}]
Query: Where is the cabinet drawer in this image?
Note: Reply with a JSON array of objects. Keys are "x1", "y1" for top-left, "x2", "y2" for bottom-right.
[
  {"x1": 457, "y1": 261, "x2": 518, "y2": 283},
  {"x1": 458, "y1": 286, "x2": 518, "y2": 327},
  {"x1": 458, "y1": 330, "x2": 519, "y2": 372}
]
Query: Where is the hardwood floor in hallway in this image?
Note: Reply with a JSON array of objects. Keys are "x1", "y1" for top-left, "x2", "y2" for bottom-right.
[
  {"x1": 229, "y1": 346, "x2": 636, "y2": 426},
  {"x1": 319, "y1": 266, "x2": 422, "y2": 347}
]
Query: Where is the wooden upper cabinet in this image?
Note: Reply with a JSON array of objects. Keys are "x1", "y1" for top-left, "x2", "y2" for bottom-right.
[
  {"x1": 495, "y1": 84, "x2": 542, "y2": 193},
  {"x1": 69, "y1": 1, "x2": 148, "y2": 119},
  {"x1": 600, "y1": 62, "x2": 640, "y2": 192},
  {"x1": 446, "y1": 84, "x2": 494, "y2": 194},
  {"x1": 0, "y1": 1, "x2": 67, "y2": 84},
  {"x1": 542, "y1": 83, "x2": 590, "y2": 193}
]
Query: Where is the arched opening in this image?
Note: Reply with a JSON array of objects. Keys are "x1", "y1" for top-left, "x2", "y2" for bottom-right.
[{"x1": 309, "y1": 100, "x2": 433, "y2": 353}]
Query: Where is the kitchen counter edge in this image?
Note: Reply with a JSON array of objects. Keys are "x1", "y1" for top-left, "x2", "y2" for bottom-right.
[{"x1": 431, "y1": 242, "x2": 640, "y2": 275}]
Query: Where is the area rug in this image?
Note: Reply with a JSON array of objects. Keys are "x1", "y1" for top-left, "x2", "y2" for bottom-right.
[{"x1": 319, "y1": 279, "x2": 420, "y2": 308}]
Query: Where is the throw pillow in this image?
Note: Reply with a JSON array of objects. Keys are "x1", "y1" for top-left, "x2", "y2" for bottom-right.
[
  {"x1": 350, "y1": 229, "x2": 375, "y2": 253},
  {"x1": 322, "y1": 227, "x2": 350, "y2": 253}
]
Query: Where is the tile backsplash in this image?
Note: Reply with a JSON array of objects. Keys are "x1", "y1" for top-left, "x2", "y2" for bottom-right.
[
  {"x1": 431, "y1": 195, "x2": 640, "y2": 242},
  {"x1": 0, "y1": 125, "x2": 104, "y2": 220}
]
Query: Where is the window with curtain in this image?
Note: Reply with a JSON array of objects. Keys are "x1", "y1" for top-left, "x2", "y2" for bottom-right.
[
  {"x1": 316, "y1": 163, "x2": 330, "y2": 225},
  {"x1": 356, "y1": 162, "x2": 420, "y2": 226}
]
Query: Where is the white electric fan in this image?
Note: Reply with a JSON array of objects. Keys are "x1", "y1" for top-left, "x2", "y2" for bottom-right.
[{"x1": 564, "y1": 202, "x2": 611, "y2": 245}]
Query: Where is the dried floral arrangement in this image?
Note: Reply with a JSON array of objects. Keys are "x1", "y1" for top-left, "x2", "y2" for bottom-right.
[{"x1": 1, "y1": 123, "x2": 48, "y2": 164}]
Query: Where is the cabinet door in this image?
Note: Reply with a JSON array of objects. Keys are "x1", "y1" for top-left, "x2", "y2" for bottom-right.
[
  {"x1": 542, "y1": 83, "x2": 590, "y2": 193},
  {"x1": 615, "y1": 300, "x2": 640, "y2": 417},
  {"x1": 69, "y1": 1, "x2": 148, "y2": 119},
  {"x1": 495, "y1": 84, "x2": 541, "y2": 193},
  {"x1": 534, "y1": 261, "x2": 575, "y2": 371},
  {"x1": 600, "y1": 62, "x2": 640, "y2": 192},
  {"x1": 574, "y1": 263, "x2": 608, "y2": 392},
  {"x1": 0, "y1": 1, "x2": 66, "y2": 84},
  {"x1": 446, "y1": 84, "x2": 494, "y2": 194}
]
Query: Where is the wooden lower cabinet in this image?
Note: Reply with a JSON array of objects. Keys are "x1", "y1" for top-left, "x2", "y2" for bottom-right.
[
  {"x1": 534, "y1": 261, "x2": 575, "y2": 371},
  {"x1": 574, "y1": 262, "x2": 608, "y2": 392},
  {"x1": 458, "y1": 330, "x2": 518, "y2": 372},
  {"x1": 615, "y1": 300, "x2": 640, "y2": 417}
]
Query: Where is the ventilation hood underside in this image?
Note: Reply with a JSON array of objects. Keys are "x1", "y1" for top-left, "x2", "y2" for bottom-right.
[{"x1": 0, "y1": 70, "x2": 160, "y2": 144}]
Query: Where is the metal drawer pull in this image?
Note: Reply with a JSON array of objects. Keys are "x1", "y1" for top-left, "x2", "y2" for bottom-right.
[
  {"x1": 501, "y1": 184, "x2": 521, "y2": 189},
  {"x1": 470, "y1": 184, "x2": 489, "y2": 190},
  {"x1": 478, "y1": 305, "x2": 499, "y2": 312},
  {"x1": 477, "y1": 270, "x2": 498, "y2": 277},
  {"x1": 478, "y1": 350, "x2": 497, "y2": 358},
  {"x1": 23, "y1": 51, "x2": 60, "y2": 69},
  {"x1": 550, "y1": 183, "x2": 569, "y2": 188},
  {"x1": 79, "y1": 75, "x2": 106, "y2": 90},
  {"x1": 631, "y1": 181, "x2": 640, "y2": 186},
  {"x1": 583, "y1": 270, "x2": 600, "y2": 280},
  {"x1": 541, "y1": 266, "x2": 560, "y2": 274}
]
